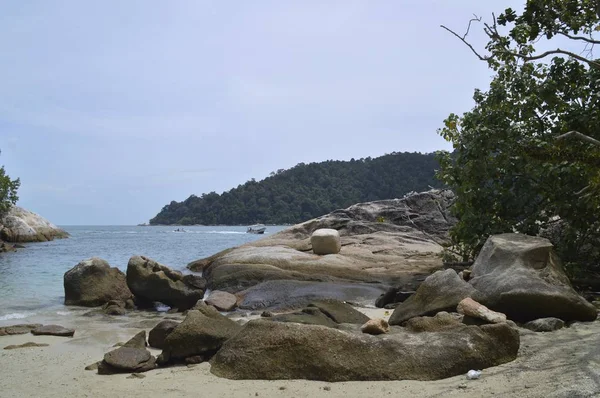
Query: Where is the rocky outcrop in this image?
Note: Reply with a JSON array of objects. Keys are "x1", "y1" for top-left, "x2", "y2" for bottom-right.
[
  {"x1": 210, "y1": 319, "x2": 519, "y2": 381},
  {"x1": 97, "y1": 331, "x2": 156, "y2": 375},
  {"x1": 64, "y1": 258, "x2": 132, "y2": 307},
  {"x1": 205, "y1": 291, "x2": 237, "y2": 312},
  {"x1": 311, "y1": 229, "x2": 341, "y2": 255},
  {"x1": 404, "y1": 312, "x2": 465, "y2": 332},
  {"x1": 148, "y1": 320, "x2": 180, "y2": 349},
  {"x1": 158, "y1": 306, "x2": 242, "y2": 364},
  {"x1": 469, "y1": 234, "x2": 598, "y2": 322},
  {"x1": 126, "y1": 256, "x2": 204, "y2": 311},
  {"x1": 187, "y1": 190, "x2": 455, "y2": 309},
  {"x1": 389, "y1": 269, "x2": 476, "y2": 325},
  {"x1": 0, "y1": 206, "x2": 68, "y2": 243}
]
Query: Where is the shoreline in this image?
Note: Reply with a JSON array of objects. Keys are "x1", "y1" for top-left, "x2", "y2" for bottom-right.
[{"x1": 1, "y1": 307, "x2": 599, "y2": 397}]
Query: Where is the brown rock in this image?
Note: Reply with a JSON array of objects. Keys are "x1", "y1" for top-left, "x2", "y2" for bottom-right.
[
  {"x1": 205, "y1": 291, "x2": 238, "y2": 312},
  {"x1": 31, "y1": 325, "x2": 75, "y2": 337},
  {"x1": 148, "y1": 320, "x2": 180, "y2": 349},
  {"x1": 360, "y1": 318, "x2": 389, "y2": 335},
  {"x1": 0, "y1": 324, "x2": 42, "y2": 336},
  {"x1": 457, "y1": 297, "x2": 507, "y2": 324},
  {"x1": 4, "y1": 342, "x2": 49, "y2": 350}
]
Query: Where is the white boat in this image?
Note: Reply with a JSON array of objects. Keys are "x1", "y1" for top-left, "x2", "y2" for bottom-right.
[{"x1": 246, "y1": 224, "x2": 266, "y2": 234}]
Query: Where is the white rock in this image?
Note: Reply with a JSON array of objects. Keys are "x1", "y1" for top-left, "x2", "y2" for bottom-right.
[{"x1": 310, "y1": 228, "x2": 341, "y2": 255}]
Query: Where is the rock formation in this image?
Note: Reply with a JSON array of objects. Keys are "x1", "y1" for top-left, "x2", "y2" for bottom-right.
[
  {"x1": 188, "y1": 190, "x2": 455, "y2": 310},
  {"x1": 469, "y1": 234, "x2": 598, "y2": 322},
  {"x1": 0, "y1": 206, "x2": 68, "y2": 243},
  {"x1": 126, "y1": 256, "x2": 205, "y2": 311}
]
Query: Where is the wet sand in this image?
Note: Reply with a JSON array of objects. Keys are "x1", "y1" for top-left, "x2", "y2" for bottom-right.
[{"x1": 1, "y1": 308, "x2": 599, "y2": 398}]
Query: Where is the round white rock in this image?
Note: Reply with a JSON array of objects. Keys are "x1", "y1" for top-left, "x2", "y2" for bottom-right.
[{"x1": 311, "y1": 228, "x2": 341, "y2": 255}]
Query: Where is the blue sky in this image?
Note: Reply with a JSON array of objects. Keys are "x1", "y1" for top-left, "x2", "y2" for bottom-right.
[{"x1": 0, "y1": 0, "x2": 525, "y2": 225}]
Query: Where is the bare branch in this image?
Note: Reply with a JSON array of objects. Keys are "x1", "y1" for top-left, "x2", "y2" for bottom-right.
[
  {"x1": 556, "y1": 131, "x2": 600, "y2": 147},
  {"x1": 440, "y1": 25, "x2": 488, "y2": 61},
  {"x1": 462, "y1": 15, "x2": 482, "y2": 39}
]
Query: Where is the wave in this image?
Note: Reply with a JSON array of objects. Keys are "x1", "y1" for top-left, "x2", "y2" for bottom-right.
[{"x1": 0, "y1": 312, "x2": 31, "y2": 321}]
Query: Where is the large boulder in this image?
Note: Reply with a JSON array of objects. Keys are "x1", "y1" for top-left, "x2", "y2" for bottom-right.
[
  {"x1": 469, "y1": 234, "x2": 598, "y2": 322},
  {"x1": 0, "y1": 206, "x2": 68, "y2": 243},
  {"x1": 31, "y1": 325, "x2": 75, "y2": 337},
  {"x1": 311, "y1": 229, "x2": 341, "y2": 255},
  {"x1": 389, "y1": 269, "x2": 477, "y2": 325},
  {"x1": 64, "y1": 257, "x2": 132, "y2": 307},
  {"x1": 210, "y1": 319, "x2": 519, "y2": 381},
  {"x1": 0, "y1": 324, "x2": 42, "y2": 336},
  {"x1": 188, "y1": 190, "x2": 456, "y2": 310},
  {"x1": 126, "y1": 256, "x2": 204, "y2": 311},
  {"x1": 158, "y1": 307, "x2": 242, "y2": 364}
]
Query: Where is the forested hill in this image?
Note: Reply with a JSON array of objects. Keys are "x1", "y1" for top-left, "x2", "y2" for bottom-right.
[{"x1": 150, "y1": 152, "x2": 443, "y2": 225}]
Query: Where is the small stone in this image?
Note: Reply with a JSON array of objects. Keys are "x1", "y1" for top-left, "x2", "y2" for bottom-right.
[
  {"x1": 523, "y1": 318, "x2": 565, "y2": 332},
  {"x1": 360, "y1": 318, "x2": 389, "y2": 335},
  {"x1": 323, "y1": 386, "x2": 331, "y2": 391},
  {"x1": 279, "y1": 387, "x2": 286, "y2": 390},
  {"x1": 85, "y1": 362, "x2": 100, "y2": 371},
  {"x1": 126, "y1": 373, "x2": 146, "y2": 379},
  {"x1": 458, "y1": 384, "x2": 467, "y2": 389},
  {"x1": 261, "y1": 311, "x2": 273, "y2": 317},
  {"x1": 184, "y1": 355, "x2": 205, "y2": 365}
]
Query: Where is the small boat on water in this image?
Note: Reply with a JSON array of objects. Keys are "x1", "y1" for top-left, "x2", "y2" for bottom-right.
[
  {"x1": 246, "y1": 224, "x2": 266, "y2": 234},
  {"x1": 173, "y1": 228, "x2": 187, "y2": 232}
]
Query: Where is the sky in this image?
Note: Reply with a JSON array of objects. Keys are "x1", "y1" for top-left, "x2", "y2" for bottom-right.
[{"x1": 0, "y1": 0, "x2": 526, "y2": 225}]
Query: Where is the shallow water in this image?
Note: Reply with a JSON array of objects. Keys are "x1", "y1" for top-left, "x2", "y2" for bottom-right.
[{"x1": 0, "y1": 225, "x2": 286, "y2": 324}]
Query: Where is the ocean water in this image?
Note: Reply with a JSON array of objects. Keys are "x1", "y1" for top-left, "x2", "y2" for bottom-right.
[{"x1": 0, "y1": 225, "x2": 286, "y2": 324}]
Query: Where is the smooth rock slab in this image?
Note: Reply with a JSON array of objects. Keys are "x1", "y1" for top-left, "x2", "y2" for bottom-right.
[
  {"x1": 31, "y1": 325, "x2": 75, "y2": 337},
  {"x1": 210, "y1": 319, "x2": 519, "y2": 381},
  {"x1": 523, "y1": 318, "x2": 565, "y2": 332},
  {"x1": 0, "y1": 324, "x2": 42, "y2": 336}
]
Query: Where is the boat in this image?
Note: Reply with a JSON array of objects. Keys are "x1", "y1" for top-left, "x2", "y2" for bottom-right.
[
  {"x1": 173, "y1": 228, "x2": 187, "y2": 232},
  {"x1": 246, "y1": 224, "x2": 266, "y2": 234}
]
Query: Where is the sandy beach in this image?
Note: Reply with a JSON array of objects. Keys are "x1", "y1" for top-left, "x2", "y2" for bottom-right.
[{"x1": 1, "y1": 308, "x2": 599, "y2": 398}]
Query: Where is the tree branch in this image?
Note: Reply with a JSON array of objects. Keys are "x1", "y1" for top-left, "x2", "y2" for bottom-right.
[
  {"x1": 556, "y1": 131, "x2": 600, "y2": 147},
  {"x1": 440, "y1": 24, "x2": 488, "y2": 61},
  {"x1": 501, "y1": 48, "x2": 600, "y2": 69},
  {"x1": 557, "y1": 32, "x2": 600, "y2": 45}
]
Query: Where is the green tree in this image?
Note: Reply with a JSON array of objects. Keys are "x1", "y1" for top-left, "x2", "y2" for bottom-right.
[
  {"x1": 0, "y1": 151, "x2": 20, "y2": 215},
  {"x1": 437, "y1": 1, "x2": 600, "y2": 273}
]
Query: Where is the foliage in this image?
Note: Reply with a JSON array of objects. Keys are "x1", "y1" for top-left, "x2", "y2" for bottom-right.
[
  {"x1": 0, "y1": 152, "x2": 20, "y2": 215},
  {"x1": 150, "y1": 152, "x2": 443, "y2": 225},
  {"x1": 437, "y1": 1, "x2": 600, "y2": 272}
]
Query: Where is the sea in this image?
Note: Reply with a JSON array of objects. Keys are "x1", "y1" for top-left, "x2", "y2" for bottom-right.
[{"x1": 0, "y1": 225, "x2": 287, "y2": 325}]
